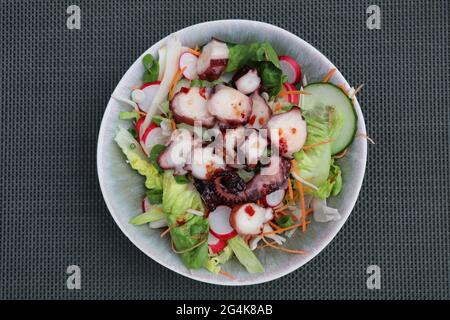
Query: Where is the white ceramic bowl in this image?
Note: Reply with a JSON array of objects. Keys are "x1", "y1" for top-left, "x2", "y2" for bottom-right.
[{"x1": 97, "y1": 20, "x2": 367, "y2": 285}]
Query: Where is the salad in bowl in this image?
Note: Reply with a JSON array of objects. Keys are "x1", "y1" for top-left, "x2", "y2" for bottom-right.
[{"x1": 98, "y1": 20, "x2": 367, "y2": 284}]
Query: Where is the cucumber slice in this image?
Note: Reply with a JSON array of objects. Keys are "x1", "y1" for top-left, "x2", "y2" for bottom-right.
[{"x1": 302, "y1": 83, "x2": 357, "y2": 155}]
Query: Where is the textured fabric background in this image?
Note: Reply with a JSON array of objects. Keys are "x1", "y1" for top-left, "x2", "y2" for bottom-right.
[{"x1": 0, "y1": 0, "x2": 449, "y2": 299}]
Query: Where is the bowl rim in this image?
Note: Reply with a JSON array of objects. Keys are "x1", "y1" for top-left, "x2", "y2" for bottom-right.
[{"x1": 97, "y1": 19, "x2": 367, "y2": 286}]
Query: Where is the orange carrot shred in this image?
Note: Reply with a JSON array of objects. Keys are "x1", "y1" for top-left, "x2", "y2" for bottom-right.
[
  {"x1": 323, "y1": 68, "x2": 336, "y2": 83},
  {"x1": 278, "y1": 90, "x2": 311, "y2": 97},
  {"x1": 357, "y1": 133, "x2": 375, "y2": 144},
  {"x1": 275, "y1": 204, "x2": 290, "y2": 213},
  {"x1": 187, "y1": 48, "x2": 201, "y2": 56},
  {"x1": 260, "y1": 215, "x2": 312, "y2": 236},
  {"x1": 262, "y1": 237, "x2": 305, "y2": 254},
  {"x1": 168, "y1": 66, "x2": 187, "y2": 99},
  {"x1": 303, "y1": 139, "x2": 335, "y2": 150},
  {"x1": 274, "y1": 102, "x2": 282, "y2": 112},
  {"x1": 351, "y1": 84, "x2": 364, "y2": 98},
  {"x1": 160, "y1": 226, "x2": 173, "y2": 238},
  {"x1": 268, "y1": 220, "x2": 281, "y2": 230},
  {"x1": 219, "y1": 270, "x2": 236, "y2": 280}
]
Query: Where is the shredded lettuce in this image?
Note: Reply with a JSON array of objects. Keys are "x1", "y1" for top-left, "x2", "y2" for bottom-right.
[
  {"x1": 129, "y1": 207, "x2": 165, "y2": 225},
  {"x1": 313, "y1": 161, "x2": 343, "y2": 199},
  {"x1": 114, "y1": 127, "x2": 162, "y2": 191},
  {"x1": 228, "y1": 236, "x2": 264, "y2": 273},
  {"x1": 312, "y1": 198, "x2": 341, "y2": 222},
  {"x1": 162, "y1": 171, "x2": 208, "y2": 269},
  {"x1": 293, "y1": 101, "x2": 345, "y2": 199},
  {"x1": 293, "y1": 106, "x2": 332, "y2": 192},
  {"x1": 162, "y1": 171, "x2": 204, "y2": 225},
  {"x1": 204, "y1": 246, "x2": 233, "y2": 274},
  {"x1": 170, "y1": 215, "x2": 209, "y2": 269}
]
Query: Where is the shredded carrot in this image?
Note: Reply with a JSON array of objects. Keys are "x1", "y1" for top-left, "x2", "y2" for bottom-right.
[
  {"x1": 256, "y1": 199, "x2": 261, "y2": 206},
  {"x1": 262, "y1": 237, "x2": 305, "y2": 254},
  {"x1": 336, "y1": 83, "x2": 348, "y2": 94},
  {"x1": 261, "y1": 214, "x2": 312, "y2": 236},
  {"x1": 291, "y1": 160, "x2": 306, "y2": 232},
  {"x1": 303, "y1": 139, "x2": 335, "y2": 150},
  {"x1": 268, "y1": 220, "x2": 281, "y2": 230},
  {"x1": 323, "y1": 68, "x2": 336, "y2": 83},
  {"x1": 274, "y1": 102, "x2": 282, "y2": 113},
  {"x1": 278, "y1": 90, "x2": 310, "y2": 97},
  {"x1": 187, "y1": 48, "x2": 201, "y2": 56},
  {"x1": 351, "y1": 84, "x2": 364, "y2": 98},
  {"x1": 357, "y1": 133, "x2": 375, "y2": 144},
  {"x1": 219, "y1": 270, "x2": 236, "y2": 280},
  {"x1": 137, "y1": 110, "x2": 147, "y2": 116},
  {"x1": 287, "y1": 177, "x2": 294, "y2": 201},
  {"x1": 333, "y1": 148, "x2": 348, "y2": 159},
  {"x1": 256, "y1": 240, "x2": 278, "y2": 250},
  {"x1": 160, "y1": 226, "x2": 173, "y2": 238},
  {"x1": 168, "y1": 66, "x2": 187, "y2": 99},
  {"x1": 170, "y1": 119, "x2": 177, "y2": 131},
  {"x1": 275, "y1": 204, "x2": 290, "y2": 213}
]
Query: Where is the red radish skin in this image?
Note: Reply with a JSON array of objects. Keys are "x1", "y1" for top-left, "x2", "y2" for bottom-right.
[
  {"x1": 179, "y1": 52, "x2": 199, "y2": 80},
  {"x1": 262, "y1": 189, "x2": 286, "y2": 208},
  {"x1": 279, "y1": 56, "x2": 302, "y2": 84},
  {"x1": 208, "y1": 206, "x2": 237, "y2": 240},
  {"x1": 135, "y1": 117, "x2": 145, "y2": 142},
  {"x1": 142, "y1": 196, "x2": 151, "y2": 212},
  {"x1": 283, "y1": 83, "x2": 299, "y2": 105},
  {"x1": 142, "y1": 126, "x2": 164, "y2": 154},
  {"x1": 139, "y1": 81, "x2": 161, "y2": 113},
  {"x1": 208, "y1": 233, "x2": 227, "y2": 253}
]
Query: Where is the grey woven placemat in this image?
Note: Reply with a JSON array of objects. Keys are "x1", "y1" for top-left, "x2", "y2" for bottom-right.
[{"x1": 1, "y1": 0, "x2": 449, "y2": 299}]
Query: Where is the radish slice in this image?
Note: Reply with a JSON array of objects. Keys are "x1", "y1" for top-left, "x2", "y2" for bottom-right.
[
  {"x1": 208, "y1": 233, "x2": 227, "y2": 253},
  {"x1": 139, "y1": 81, "x2": 161, "y2": 113},
  {"x1": 208, "y1": 206, "x2": 237, "y2": 240},
  {"x1": 141, "y1": 125, "x2": 167, "y2": 155},
  {"x1": 135, "y1": 117, "x2": 145, "y2": 142},
  {"x1": 283, "y1": 82, "x2": 299, "y2": 105},
  {"x1": 141, "y1": 196, "x2": 151, "y2": 212},
  {"x1": 179, "y1": 52, "x2": 198, "y2": 80},
  {"x1": 279, "y1": 56, "x2": 302, "y2": 84},
  {"x1": 262, "y1": 189, "x2": 286, "y2": 208}
]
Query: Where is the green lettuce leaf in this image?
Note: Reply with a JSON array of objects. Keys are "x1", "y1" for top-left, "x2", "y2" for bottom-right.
[
  {"x1": 293, "y1": 106, "x2": 332, "y2": 191},
  {"x1": 204, "y1": 246, "x2": 233, "y2": 274},
  {"x1": 162, "y1": 171, "x2": 204, "y2": 225},
  {"x1": 228, "y1": 236, "x2": 264, "y2": 273},
  {"x1": 170, "y1": 215, "x2": 209, "y2": 269},
  {"x1": 313, "y1": 160, "x2": 343, "y2": 199},
  {"x1": 129, "y1": 207, "x2": 165, "y2": 225},
  {"x1": 162, "y1": 171, "x2": 208, "y2": 269},
  {"x1": 225, "y1": 42, "x2": 283, "y2": 96},
  {"x1": 114, "y1": 127, "x2": 162, "y2": 191},
  {"x1": 142, "y1": 54, "x2": 159, "y2": 83},
  {"x1": 293, "y1": 102, "x2": 344, "y2": 199}
]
